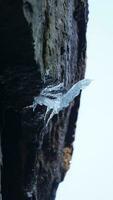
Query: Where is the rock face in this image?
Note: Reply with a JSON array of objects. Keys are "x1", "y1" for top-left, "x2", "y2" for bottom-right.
[{"x1": 0, "y1": 0, "x2": 88, "y2": 199}]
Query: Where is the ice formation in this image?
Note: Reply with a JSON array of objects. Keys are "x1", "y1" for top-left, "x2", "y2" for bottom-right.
[{"x1": 31, "y1": 79, "x2": 91, "y2": 126}]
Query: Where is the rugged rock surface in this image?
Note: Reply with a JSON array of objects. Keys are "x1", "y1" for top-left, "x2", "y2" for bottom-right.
[{"x1": 0, "y1": 0, "x2": 88, "y2": 199}]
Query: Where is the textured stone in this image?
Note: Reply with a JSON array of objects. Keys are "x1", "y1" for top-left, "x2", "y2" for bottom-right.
[{"x1": 0, "y1": 0, "x2": 88, "y2": 199}]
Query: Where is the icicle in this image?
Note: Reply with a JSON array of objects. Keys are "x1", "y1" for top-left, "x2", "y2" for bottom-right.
[{"x1": 32, "y1": 79, "x2": 91, "y2": 126}]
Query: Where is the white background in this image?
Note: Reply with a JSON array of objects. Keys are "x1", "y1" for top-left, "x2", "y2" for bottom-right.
[{"x1": 57, "y1": 1, "x2": 113, "y2": 199}]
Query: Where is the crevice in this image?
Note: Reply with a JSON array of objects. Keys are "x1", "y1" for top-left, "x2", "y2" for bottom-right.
[
  {"x1": 1, "y1": 108, "x2": 22, "y2": 200},
  {"x1": 42, "y1": 5, "x2": 50, "y2": 77},
  {"x1": 0, "y1": 0, "x2": 35, "y2": 67},
  {"x1": 73, "y1": 0, "x2": 88, "y2": 80},
  {"x1": 65, "y1": 94, "x2": 81, "y2": 147},
  {"x1": 0, "y1": 1, "x2": 41, "y2": 199}
]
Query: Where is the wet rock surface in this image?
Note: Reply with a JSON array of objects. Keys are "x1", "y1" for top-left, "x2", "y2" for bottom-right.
[{"x1": 0, "y1": 0, "x2": 88, "y2": 199}]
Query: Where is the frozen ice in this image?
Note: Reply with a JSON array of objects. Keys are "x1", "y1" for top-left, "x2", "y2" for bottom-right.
[
  {"x1": 32, "y1": 79, "x2": 91, "y2": 125},
  {"x1": 26, "y1": 191, "x2": 33, "y2": 198}
]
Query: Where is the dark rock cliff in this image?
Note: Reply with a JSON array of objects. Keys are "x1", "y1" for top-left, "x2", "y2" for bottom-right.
[{"x1": 0, "y1": 0, "x2": 89, "y2": 199}]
